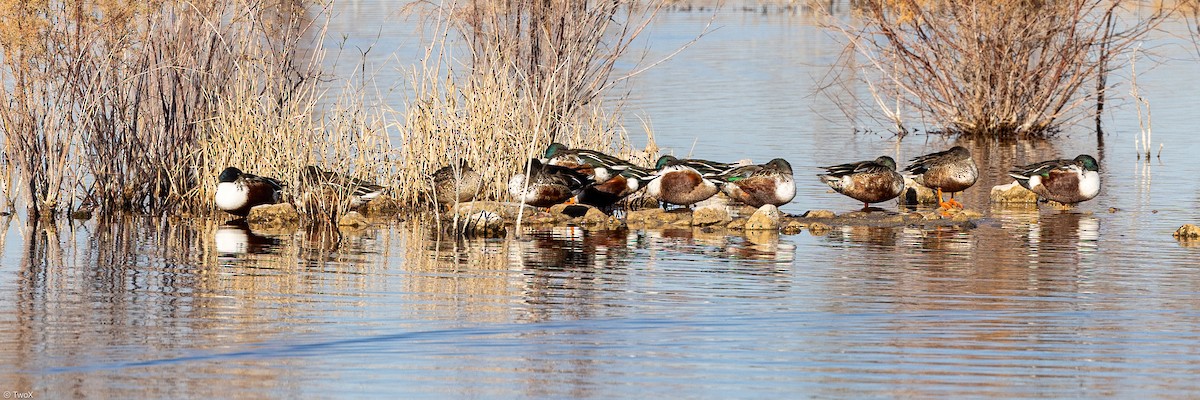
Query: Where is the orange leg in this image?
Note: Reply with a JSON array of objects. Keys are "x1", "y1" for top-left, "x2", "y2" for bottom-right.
[
  {"x1": 945, "y1": 193, "x2": 964, "y2": 209},
  {"x1": 936, "y1": 187, "x2": 951, "y2": 209}
]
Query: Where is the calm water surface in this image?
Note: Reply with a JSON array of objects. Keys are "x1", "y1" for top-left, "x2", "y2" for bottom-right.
[{"x1": 3, "y1": 2, "x2": 1200, "y2": 398}]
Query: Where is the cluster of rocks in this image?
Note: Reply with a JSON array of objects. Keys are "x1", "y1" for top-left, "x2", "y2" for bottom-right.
[
  {"x1": 236, "y1": 191, "x2": 989, "y2": 238},
  {"x1": 447, "y1": 200, "x2": 982, "y2": 237}
]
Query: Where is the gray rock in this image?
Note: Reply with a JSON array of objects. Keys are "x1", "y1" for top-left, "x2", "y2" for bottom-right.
[{"x1": 745, "y1": 204, "x2": 781, "y2": 230}]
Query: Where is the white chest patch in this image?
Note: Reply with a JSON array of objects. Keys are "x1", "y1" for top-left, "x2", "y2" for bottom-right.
[
  {"x1": 215, "y1": 182, "x2": 248, "y2": 211},
  {"x1": 775, "y1": 177, "x2": 797, "y2": 203},
  {"x1": 1078, "y1": 170, "x2": 1100, "y2": 199}
]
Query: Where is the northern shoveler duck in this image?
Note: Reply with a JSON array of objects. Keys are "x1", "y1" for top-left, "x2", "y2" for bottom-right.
[
  {"x1": 508, "y1": 158, "x2": 593, "y2": 207},
  {"x1": 646, "y1": 156, "x2": 727, "y2": 207},
  {"x1": 299, "y1": 165, "x2": 385, "y2": 208},
  {"x1": 717, "y1": 158, "x2": 796, "y2": 208},
  {"x1": 818, "y1": 156, "x2": 905, "y2": 209},
  {"x1": 543, "y1": 142, "x2": 635, "y2": 183},
  {"x1": 902, "y1": 146, "x2": 978, "y2": 209},
  {"x1": 654, "y1": 155, "x2": 737, "y2": 177},
  {"x1": 215, "y1": 167, "x2": 284, "y2": 217},
  {"x1": 430, "y1": 161, "x2": 483, "y2": 205},
  {"x1": 1008, "y1": 154, "x2": 1100, "y2": 205},
  {"x1": 577, "y1": 165, "x2": 657, "y2": 208}
]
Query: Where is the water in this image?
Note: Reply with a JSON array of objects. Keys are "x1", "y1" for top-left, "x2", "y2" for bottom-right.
[{"x1": 3, "y1": 2, "x2": 1200, "y2": 398}]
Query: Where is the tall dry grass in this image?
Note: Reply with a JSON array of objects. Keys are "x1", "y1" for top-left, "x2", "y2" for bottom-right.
[
  {"x1": 822, "y1": 0, "x2": 1171, "y2": 139},
  {"x1": 2, "y1": 0, "x2": 665, "y2": 222},
  {"x1": 395, "y1": 0, "x2": 665, "y2": 210},
  {"x1": 0, "y1": 1, "x2": 397, "y2": 221}
]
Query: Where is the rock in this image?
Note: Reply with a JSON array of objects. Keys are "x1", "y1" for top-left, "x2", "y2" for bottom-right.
[
  {"x1": 659, "y1": 209, "x2": 692, "y2": 225},
  {"x1": 247, "y1": 203, "x2": 301, "y2": 228},
  {"x1": 549, "y1": 203, "x2": 586, "y2": 218},
  {"x1": 726, "y1": 218, "x2": 746, "y2": 230},
  {"x1": 745, "y1": 204, "x2": 781, "y2": 230},
  {"x1": 460, "y1": 210, "x2": 506, "y2": 237},
  {"x1": 917, "y1": 211, "x2": 941, "y2": 220},
  {"x1": 990, "y1": 181, "x2": 1039, "y2": 204},
  {"x1": 899, "y1": 177, "x2": 939, "y2": 205},
  {"x1": 842, "y1": 211, "x2": 870, "y2": 219},
  {"x1": 578, "y1": 208, "x2": 625, "y2": 230},
  {"x1": 1174, "y1": 224, "x2": 1200, "y2": 239},
  {"x1": 781, "y1": 220, "x2": 806, "y2": 235},
  {"x1": 808, "y1": 222, "x2": 831, "y2": 235},
  {"x1": 627, "y1": 208, "x2": 665, "y2": 225},
  {"x1": 520, "y1": 212, "x2": 558, "y2": 225},
  {"x1": 744, "y1": 229, "x2": 779, "y2": 246},
  {"x1": 337, "y1": 211, "x2": 370, "y2": 228},
  {"x1": 803, "y1": 209, "x2": 836, "y2": 219},
  {"x1": 361, "y1": 194, "x2": 401, "y2": 216},
  {"x1": 692, "y1": 206, "x2": 731, "y2": 226},
  {"x1": 454, "y1": 201, "x2": 539, "y2": 220}
]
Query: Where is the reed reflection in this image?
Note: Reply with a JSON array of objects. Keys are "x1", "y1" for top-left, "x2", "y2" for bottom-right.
[{"x1": 0, "y1": 215, "x2": 389, "y2": 398}]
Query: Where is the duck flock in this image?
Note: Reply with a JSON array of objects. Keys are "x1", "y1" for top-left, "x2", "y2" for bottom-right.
[{"x1": 214, "y1": 142, "x2": 1101, "y2": 220}]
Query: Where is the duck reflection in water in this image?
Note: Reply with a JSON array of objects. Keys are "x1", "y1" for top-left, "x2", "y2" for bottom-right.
[
  {"x1": 512, "y1": 227, "x2": 634, "y2": 270},
  {"x1": 1022, "y1": 211, "x2": 1100, "y2": 257},
  {"x1": 215, "y1": 221, "x2": 282, "y2": 255}
]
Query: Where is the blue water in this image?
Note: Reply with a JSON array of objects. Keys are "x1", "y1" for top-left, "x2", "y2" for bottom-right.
[{"x1": 2, "y1": 1, "x2": 1200, "y2": 398}]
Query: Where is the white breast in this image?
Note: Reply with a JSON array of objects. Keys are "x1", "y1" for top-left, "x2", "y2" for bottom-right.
[
  {"x1": 1078, "y1": 170, "x2": 1101, "y2": 200},
  {"x1": 775, "y1": 177, "x2": 797, "y2": 203},
  {"x1": 214, "y1": 182, "x2": 247, "y2": 211}
]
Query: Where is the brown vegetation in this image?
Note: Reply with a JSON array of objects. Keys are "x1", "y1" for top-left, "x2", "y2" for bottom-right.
[
  {"x1": 396, "y1": 0, "x2": 663, "y2": 209},
  {"x1": 0, "y1": 0, "x2": 662, "y2": 222},
  {"x1": 822, "y1": 0, "x2": 1171, "y2": 138}
]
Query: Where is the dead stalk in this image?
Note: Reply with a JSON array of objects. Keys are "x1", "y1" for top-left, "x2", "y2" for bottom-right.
[{"x1": 818, "y1": 0, "x2": 1173, "y2": 138}]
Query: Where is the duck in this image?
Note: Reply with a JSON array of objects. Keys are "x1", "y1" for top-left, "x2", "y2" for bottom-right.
[
  {"x1": 654, "y1": 155, "x2": 737, "y2": 177},
  {"x1": 817, "y1": 156, "x2": 905, "y2": 209},
  {"x1": 902, "y1": 146, "x2": 978, "y2": 209},
  {"x1": 1008, "y1": 154, "x2": 1100, "y2": 205},
  {"x1": 430, "y1": 161, "x2": 483, "y2": 205},
  {"x1": 646, "y1": 156, "x2": 727, "y2": 207},
  {"x1": 543, "y1": 142, "x2": 635, "y2": 183},
  {"x1": 508, "y1": 158, "x2": 593, "y2": 207},
  {"x1": 299, "y1": 165, "x2": 385, "y2": 208},
  {"x1": 577, "y1": 165, "x2": 657, "y2": 208},
  {"x1": 716, "y1": 158, "x2": 796, "y2": 208},
  {"x1": 215, "y1": 167, "x2": 284, "y2": 217}
]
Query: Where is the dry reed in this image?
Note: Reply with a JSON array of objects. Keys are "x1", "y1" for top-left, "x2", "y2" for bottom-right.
[
  {"x1": 396, "y1": 0, "x2": 664, "y2": 211},
  {"x1": 821, "y1": 0, "x2": 1172, "y2": 139},
  {"x1": 2, "y1": 0, "x2": 664, "y2": 223}
]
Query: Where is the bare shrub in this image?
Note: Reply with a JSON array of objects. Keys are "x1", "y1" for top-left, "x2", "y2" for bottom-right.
[
  {"x1": 397, "y1": 0, "x2": 666, "y2": 208},
  {"x1": 822, "y1": 0, "x2": 1171, "y2": 139}
]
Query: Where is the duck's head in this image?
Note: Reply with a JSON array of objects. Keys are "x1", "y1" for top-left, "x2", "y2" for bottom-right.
[
  {"x1": 874, "y1": 156, "x2": 898, "y2": 171},
  {"x1": 219, "y1": 167, "x2": 243, "y2": 183},
  {"x1": 654, "y1": 155, "x2": 679, "y2": 169},
  {"x1": 1074, "y1": 154, "x2": 1099, "y2": 172},
  {"x1": 766, "y1": 158, "x2": 793, "y2": 175},
  {"x1": 544, "y1": 143, "x2": 569, "y2": 158},
  {"x1": 949, "y1": 146, "x2": 971, "y2": 158}
]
